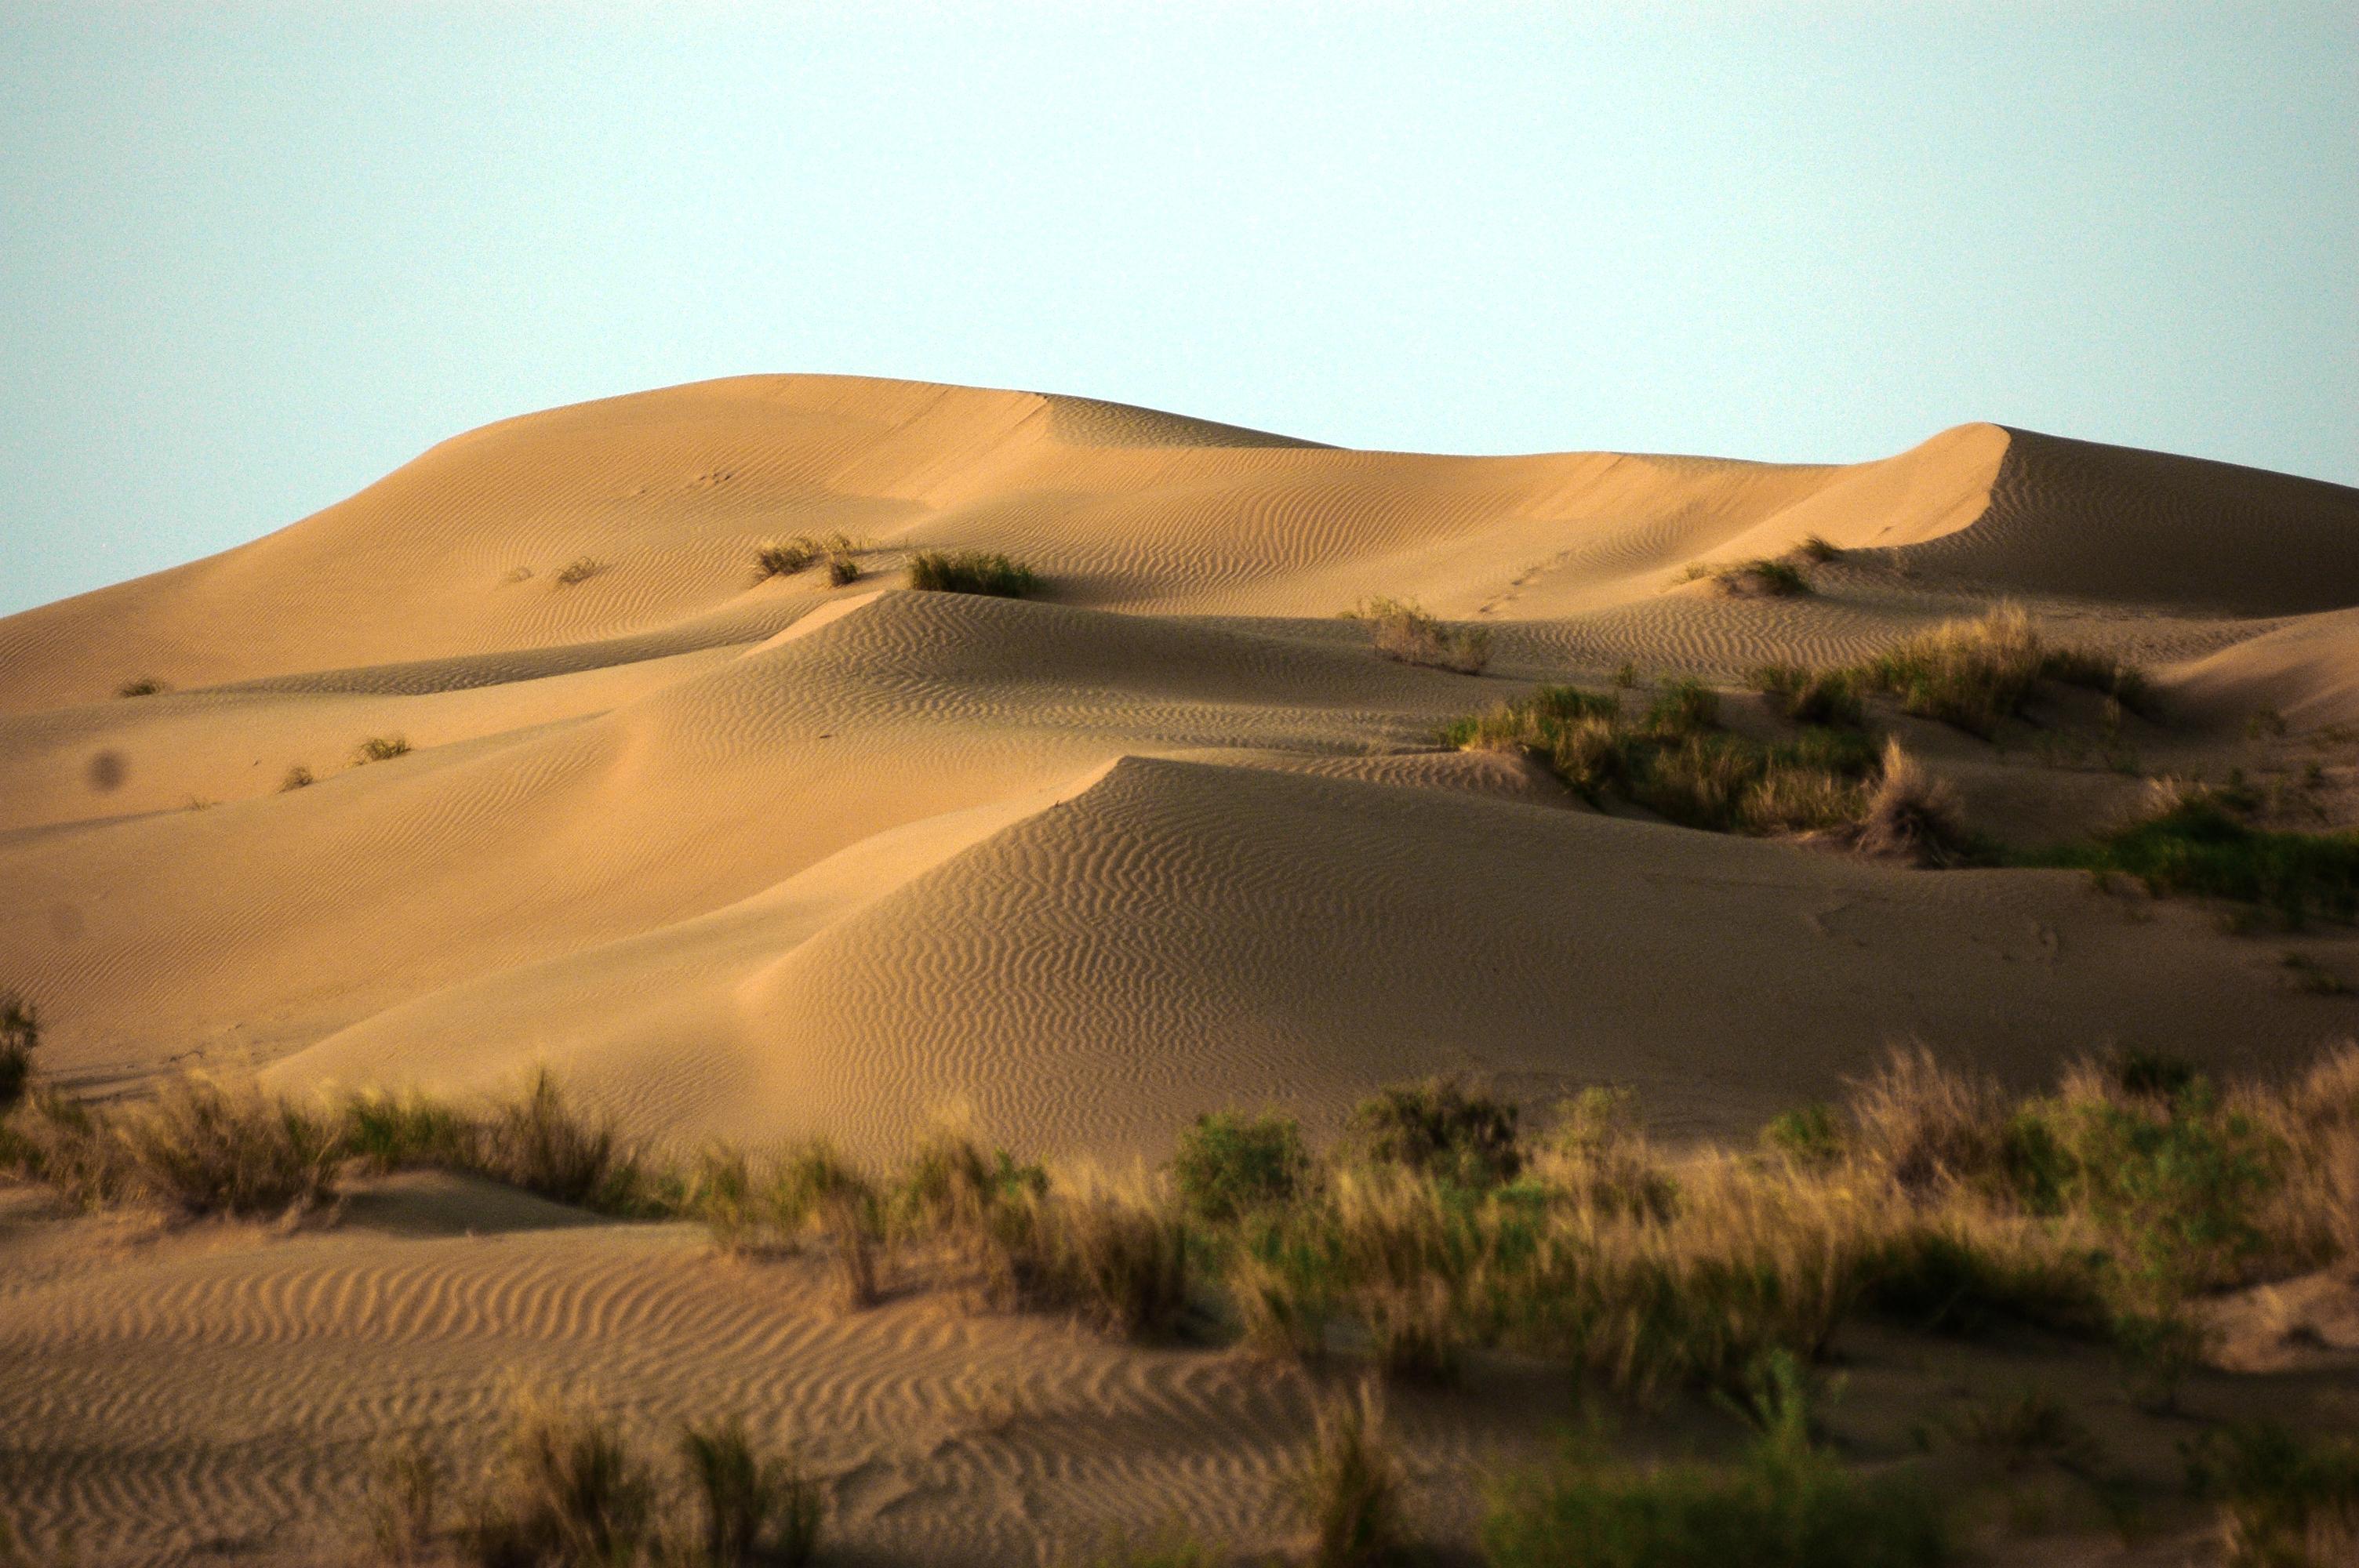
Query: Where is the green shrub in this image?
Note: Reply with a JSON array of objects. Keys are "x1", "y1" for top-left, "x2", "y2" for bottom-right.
[
  {"x1": 352, "y1": 734, "x2": 412, "y2": 765},
  {"x1": 1174, "y1": 1111, "x2": 1311, "y2": 1224},
  {"x1": 678, "y1": 1416, "x2": 822, "y2": 1567},
  {"x1": 907, "y1": 550, "x2": 1041, "y2": 597},
  {"x1": 1347, "y1": 1076, "x2": 1523, "y2": 1187},
  {"x1": 0, "y1": 992, "x2": 35, "y2": 1116},
  {"x1": 1751, "y1": 666, "x2": 1863, "y2": 728},
  {"x1": 1714, "y1": 559, "x2": 1813, "y2": 597},
  {"x1": 2186, "y1": 1422, "x2": 2359, "y2": 1567},
  {"x1": 1346, "y1": 596, "x2": 1492, "y2": 675},
  {"x1": 1483, "y1": 1353, "x2": 1949, "y2": 1567},
  {"x1": 2037, "y1": 790, "x2": 2359, "y2": 926}
]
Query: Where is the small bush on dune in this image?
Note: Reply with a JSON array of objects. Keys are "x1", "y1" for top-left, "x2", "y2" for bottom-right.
[
  {"x1": 461, "y1": 1392, "x2": 655, "y2": 1568},
  {"x1": 552, "y1": 557, "x2": 605, "y2": 587},
  {"x1": 0, "y1": 991, "x2": 36, "y2": 1116},
  {"x1": 117, "y1": 1072, "x2": 341, "y2": 1220},
  {"x1": 0, "y1": 1087, "x2": 135, "y2": 1210},
  {"x1": 1644, "y1": 679, "x2": 1719, "y2": 735},
  {"x1": 116, "y1": 676, "x2": 166, "y2": 698},
  {"x1": 1859, "y1": 606, "x2": 2045, "y2": 738},
  {"x1": 1795, "y1": 535, "x2": 1842, "y2": 564},
  {"x1": 678, "y1": 1416, "x2": 823, "y2": 1568},
  {"x1": 2038, "y1": 787, "x2": 2359, "y2": 927},
  {"x1": 1174, "y1": 1110, "x2": 1312, "y2": 1224},
  {"x1": 278, "y1": 764, "x2": 314, "y2": 792},
  {"x1": 1347, "y1": 1076, "x2": 1523, "y2": 1188},
  {"x1": 1291, "y1": 1377, "x2": 1410, "y2": 1568},
  {"x1": 1751, "y1": 665, "x2": 1863, "y2": 729},
  {"x1": 1851, "y1": 740, "x2": 1969, "y2": 866},
  {"x1": 756, "y1": 533, "x2": 862, "y2": 587},
  {"x1": 341, "y1": 1090, "x2": 480, "y2": 1174},
  {"x1": 1482, "y1": 1352, "x2": 1950, "y2": 1568},
  {"x1": 2187, "y1": 1422, "x2": 2359, "y2": 1568},
  {"x1": 352, "y1": 735, "x2": 412, "y2": 765},
  {"x1": 907, "y1": 550, "x2": 1041, "y2": 597},
  {"x1": 1345, "y1": 596, "x2": 1492, "y2": 675},
  {"x1": 477, "y1": 1070, "x2": 648, "y2": 1214},
  {"x1": 1714, "y1": 559, "x2": 1813, "y2": 598}
]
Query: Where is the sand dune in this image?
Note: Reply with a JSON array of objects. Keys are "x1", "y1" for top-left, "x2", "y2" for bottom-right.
[{"x1": 5, "y1": 375, "x2": 2359, "y2": 1562}]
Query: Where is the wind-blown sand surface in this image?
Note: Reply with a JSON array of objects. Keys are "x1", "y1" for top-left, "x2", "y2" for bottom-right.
[{"x1": 4, "y1": 375, "x2": 2359, "y2": 1563}]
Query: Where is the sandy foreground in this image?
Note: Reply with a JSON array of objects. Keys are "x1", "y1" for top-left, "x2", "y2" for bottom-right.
[{"x1": 4, "y1": 374, "x2": 2359, "y2": 1563}]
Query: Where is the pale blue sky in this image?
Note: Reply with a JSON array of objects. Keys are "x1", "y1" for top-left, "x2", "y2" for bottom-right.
[{"x1": 2, "y1": 2, "x2": 2352, "y2": 615}]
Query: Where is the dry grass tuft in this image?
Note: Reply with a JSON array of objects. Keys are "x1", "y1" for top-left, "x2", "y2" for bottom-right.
[
  {"x1": 1713, "y1": 559, "x2": 1812, "y2": 597},
  {"x1": 1291, "y1": 1377, "x2": 1410, "y2": 1568},
  {"x1": 116, "y1": 1072, "x2": 342, "y2": 1220},
  {"x1": 552, "y1": 556, "x2": 606, "y2": 587},
  {"x1": 1851, "y1": 740, "x2": 1970, "y2": 866},
  {"x1": 1345, "y1": 596, "x2": 1492, "y2": 675},
  {"x1": 460, "y1": 1390, "x2": 655, "y2": 1566},
  {"x1": 115, "y1": 676, "x2": 166, "y2": 698},
  {"x1": 278, "y1": 764, "x2": 314, "y2": 792},
  {"x1": 352, "y1": 734, "x2": 412, "y2": 765},
  {"x1": 0, "y1": 991, "x2": 35, "y2": 1116},
  {"x1": 678, "y1": 1415, "x2": 823, "y2": 1567},
  {"x1": 907, "y1": 550, "x2": 1041, "y2": 597},
  {"x1": 756, "y1": 533, "x2": 863, "y2": 586}
]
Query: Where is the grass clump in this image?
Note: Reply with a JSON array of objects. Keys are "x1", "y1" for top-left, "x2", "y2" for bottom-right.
[
  {"x1": 1714, "y1": 559, "x2": 1814, "y2": 597},
  {"x1": 474, "y1": 1069, "x2": 650, "y2": 1214},
  {"x1": 678, "y1": 1416, "x2": 823, "y2": 1567},
  {"x1": 755, "y1": 533, "x2": 861, "y2": 587},
  {"x1": 1346, "y1": 1076, "x2": 1522, "y2": 1188},
  {"x1": 1482, "y1": 1353, "x2": 1949, "y2": 1567},
  {"x1": 1174, "y1": 1110, "x2": 1312, "y2": 1224},
  {"x1": 352, "y1": 734, "x2": 413, "y2": 765},
  {"x1": 1750, "y1": 666, "x2": 1863, "y2": 728},
  {"x1": 1291, "y1": 1377, "x2": 1410, "y2": 1568},
  {"x1": 279, "y1": 764, "x2": 314, "y2": 792},
  {"x1": 116, "y1": 676, "x2": 166, "y2": 697},
  {"x1": 907, "y1": 550, "x2": 1041, "y2": 597},
  {"x1": 0, "y1": 992, "x2": 35, "y2": 1116},
  {"x1": 1855, "y1": 604, "x2": 2154, "y2": 739},
  {"x1": 461, "y1": 1392, "x2": 655, "y2": 1566},
  {"x1": 1851, "y1": 740, "x2": 1970, "y2": 866},
  {"x1": 2037, "y1": 786, "x2": 2359, "y2": 927},
  {"x1": 2186, "y1": 1422, "x2": 2359, "y2": 1568},
  {"x1": 552, "y1": 556, "x2": 605, "y2": 587},
  {"x1": 116, "y1": 1072, "x2": 342, "y2": 1220},
  {"x1": 1794, "y1": 535, "x2": 1842, "y2": 564},
  {"x1": 1345, "y1": 596, "x2": 1492, "y2": 675},
  {"x1": 364, "y1": 1433, "x2": 445, "y2": 1563}
]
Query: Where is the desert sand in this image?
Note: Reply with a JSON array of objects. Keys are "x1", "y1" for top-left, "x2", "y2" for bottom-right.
[{"x1": 4, "y1": 374, "x2": 2359, "y2": 1563}]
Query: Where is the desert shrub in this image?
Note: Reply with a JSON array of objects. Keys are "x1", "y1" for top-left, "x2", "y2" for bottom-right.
[
  {"x1": 1541, "y1": 1087, "x2": 1677, "y2": 1222},
  {"x1": 1852, "y1": 741, "x2": 1968, "y2": 866},
  {"x1": 1762, "y1": 1104, "x2": 1842, "y2": 1169},
  {"x1": 1943, "y1": 1388, "x2": 2104, "y2": 1477},
  {"x1": 1174, "y1": 1110, "x2": 1311, "y2": 1224},
  {"x1": 1841, "y1": 1046, "x2": 2012, "y2": 1198},
  {"x1": 2253, "y1": 1044, "x2": 2359, "y2": 1268},
  {"x1": 2041, "y1": 646, "x2": 2156, "y2": 716},
  {"x1": 1795, "y1": 535, "x2": 1842, "y2": 564},
  {"x1": 1347, "y1": 596, "x2": 1492, "y2": 675},
  {"x1": 907, "y1": 550, "x2": 1041, "y2": 597},
  {"x1": 1291, "y1": 1377, "x2": 1409, "y2": 1568},
  {"x1": 892, "y1": 1123, "x2": 1046, "y2": 1236},
  {"x1": 365, "y1": 1432, "x2": 446, "y2": 1563},
  {"x1": 1483, "y1": 1352, "x2": 1949, "y2": 1567},
  {"x1": 1714, "y1": 559, "x2": 1813, "y2": 597},
  {"x1": 0, "y1": 992, "x2": 35, "y2": 1115},
  {"x1": 460, "y1": 1392, "x2": 654, "y2": 1568},
  {"x1": 978, "y1": 1188, "x2": 1191, "y2": 1339},
  {"x1": 754, "y1": 539, "x2": 818, "y2": 578},
  {"x1": 0, "y1": 1087, "x2": 135, "y2": 1209},
  {"x1": 116, "y1": 676, "x2": 166, "y2": 697},
  {"x1": 1644, "y1": 679, "x2": 1719, "y2": 735},
  {"x1": 474, "y1": 1070, "x2": 649, "y2": 1214},
  {"x1": 678, "y1": 1416, "x2": 823, "y2": 1568},
  {"x1": 1751, "y1": 665, "x2": 1863, "y2": 729},
  {"x1": 1347, "y1": 1076, "x2": 1523, "y2": 1187},
  {"x1": 340, "y1": 1090, "x2": 480, "y2": 1174},
  {"x1": 2037, "y1": 789, "x2": 2359, "y2": 927},
  {"x1": 2186, "y1": 1422, "x2": 2359, "y2": 1568},
  {"x1": 115, "y1": 1073, "x2": 341, "y2": 1219},
  {"x1": 1857, "y1": 606, "x2": 2046, "y2": 738},
  {"x1": 1442, "y1": 684, "x2": 1621, "y2": 752},
  {"x1": 278, "y1": 764, "x2": 314, "y2": 792},
  {"x1": 1856, "y1": 1222, "x2": 2107, "y2": 1339},
  {"x1": 552, "y1": 557, "x2": 605, "y2": 587},
  {"x1": 352, "y1": 734, "x2": 412, "y2": 765}
]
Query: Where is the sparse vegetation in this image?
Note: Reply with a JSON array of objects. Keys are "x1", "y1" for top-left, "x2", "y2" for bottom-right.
[
  {"x1": 460, "y1": 1392, "x2": 656, "y2": 1566},
  {"x1": 2186, "y1": 1421, "x2": 2359, "y2": 1568},
  {"x1": 1750, "y1": 665, "x2": 1863, "y2": 728},
  {"x1": 115, "y1": 1072, "x2": 343, "y2": 1220},
  {"x1": 1851, "y1": 739, "x2": 1970, "y2": 866},
  {"x1": 352, "y1": 735, "x2": 413, "y2": 765},
  {"x1": 1483, "y1": 1353, "x2": 1949, "y2": 1567},
  {"x1": 755, "y1": 533, "x2": 863, "y2": 587},
  {"x1": 279, "y1": 764, "x2": 314, "y2": 791},
  {"x1": 1854, "y1": 604, "x2": 2153, "y2": 739},
  {"x1": 2037, "y1": 784, "x2": 2359, "y2": 927},
  {"x1": 678, "y1": 1416, "x2": 823, "y2": 1568},
  {"x1": 1714, "y1": 559, "x2": 1813, "y2": 597},
  {"x1": 364, "y1": 1433, "x2": 445, "y2": 1563},
  {"x1": 553, "y1": 557, "x2": 606, "y2": 587},
  {"x1": 907, "y1": 550, "x2": 1041, "y2": 597},
  {"x1": 1794, "y1": 535, "x2": 1842, "y2": 564},
  {"x1": 115, "y1": 676, "x2": 166, "y2": 697},
  {"x1": 0, "y1": 992, "x2": 35, "y2": 1116},
  {"x1": 1345, "y1": 597, "x2": 1492, "y2": 675},
  {"x1": 1345, "y1": 1076, "x2": 1522, "y2": 1188},
  {"x1": 1173, "y1": 1110, "x2": 1312, "y2": 1223},
  {"x1": 1291, "y1": 1378, "x2": 1409, "y2": 1568}
]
